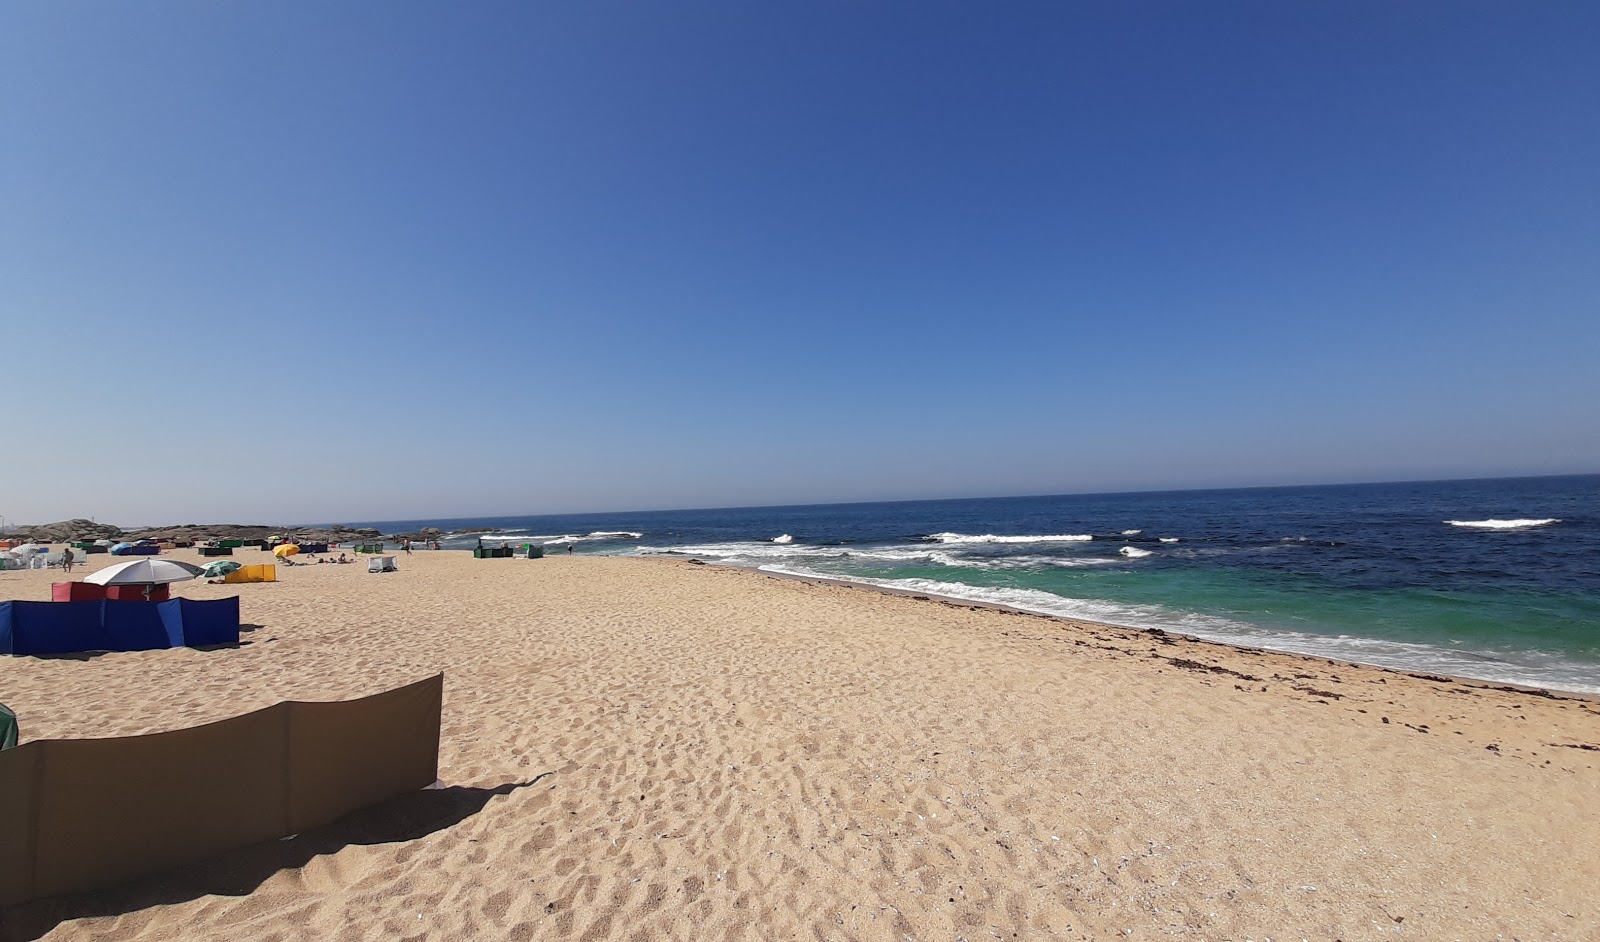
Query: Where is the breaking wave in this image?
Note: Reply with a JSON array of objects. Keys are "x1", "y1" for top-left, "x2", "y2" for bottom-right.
[
  {"x1": 477, "y1": 530, "x2": 644, "y2": 546},
  {"x1": 772, "y1": 534, "x2": 794, "y2": 544},
  {"x1": 927, "y1": 532, "x2": 1093, "y2": 544},
  {"x1": 925, "y1": 551, "x2": 1117, "y2": 570},
  {"x1": 1119, "y1": 546, "x2": 1153, "y2": 558},
  {"x1": 1445, "y1": 519, "x2": 1560, "y2": 530}
]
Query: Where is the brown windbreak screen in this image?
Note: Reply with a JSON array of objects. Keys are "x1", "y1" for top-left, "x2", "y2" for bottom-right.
[{"x1": 0, "y1": 673, "x2": 442, "y2": 906}]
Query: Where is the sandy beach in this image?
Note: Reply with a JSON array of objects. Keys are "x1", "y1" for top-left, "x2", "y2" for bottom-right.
[{"x1": 3, "y1": 549, "x2": 1599, "y2": 941}]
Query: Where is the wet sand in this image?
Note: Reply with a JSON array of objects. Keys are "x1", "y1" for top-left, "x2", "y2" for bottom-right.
[{"x1": 3, "y1": 550, "x2": 1598, "y2": 940}]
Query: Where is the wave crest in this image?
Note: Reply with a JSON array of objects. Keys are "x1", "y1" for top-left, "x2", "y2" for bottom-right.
[
  {"x1": 928, "y1": 532, "x2": 1093, "y2": 544},
  {"x1": 1444, "y1": 519, "x2": 1559, "y2": 530}
]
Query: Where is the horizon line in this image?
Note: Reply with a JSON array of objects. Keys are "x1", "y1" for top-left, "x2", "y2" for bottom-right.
[{"x1": 318, "y1": 470, "x2": 1597, "y2": 531}]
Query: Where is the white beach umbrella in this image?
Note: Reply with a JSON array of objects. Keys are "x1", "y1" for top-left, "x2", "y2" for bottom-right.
[
  {"x1": 94, "y1": 539, "x2": 115, "y2": 547},
  {"x1": 84, "y1": 559, "x2": 206, "y2": 586}
]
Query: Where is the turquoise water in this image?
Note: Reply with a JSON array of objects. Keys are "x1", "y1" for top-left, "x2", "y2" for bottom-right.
[{"x1": 355, "y1": 474, "x2": 1600, "y2": 692}]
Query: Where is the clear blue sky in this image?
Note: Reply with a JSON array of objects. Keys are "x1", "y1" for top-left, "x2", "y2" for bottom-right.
[{"x1": 4, "y1": 2, "x2": 1597, "y2": 525}]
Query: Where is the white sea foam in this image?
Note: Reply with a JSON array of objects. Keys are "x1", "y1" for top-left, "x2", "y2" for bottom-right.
[
  {"x1": 1444, "y1": 519, "x2": 1560, "y2": 530},
  {"x1": 636, "y1": 541, "x2": 848, "y2": 561},
  {"x1": 1121, "y1": 529, "x2": 1142, "y2": 536},
  {"x1": 451, "y1": 530, "x2": 643, "y2": 546},
  {"x1": 772, "y1": 534, "x2": 794, "y2": 544},
  {"x1": 458, "y1": 532, "x2": 541, "y2": 543},
  {"x1": 928, "y1": 532, "x2": 1093, "y2": 544},
  {"x1": 632, "y1": 540, "x2": 1130, "y2": 573},
  {"x1": 1159, "y1": 537, "x2": 1179, "y2": 543},
  {"x1": 1118, "y1": 546, "x2": 1153, "y2": 558},
  {"x1": 849, "y1": 549, "x2": 934, "y2": 561},
  {"x1": 926, "y1": 551, "x2": 1119, "y2": 570}
]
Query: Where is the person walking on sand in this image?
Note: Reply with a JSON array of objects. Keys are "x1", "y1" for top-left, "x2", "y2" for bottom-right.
[
  {"x1": 61, "y1": 548, "x2": 74, "y2": 575},
  {"x1": 403, "y1": 538, "x2": 412, "y2": 555},
  {"x1": 567, "y1": 543, "x2": 574, "y2": 555}
]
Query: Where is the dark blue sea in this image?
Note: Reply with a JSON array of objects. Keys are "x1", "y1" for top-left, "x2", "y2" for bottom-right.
[{"x1": 351, "y1": 475, "x2": 1600, "y2": 693}]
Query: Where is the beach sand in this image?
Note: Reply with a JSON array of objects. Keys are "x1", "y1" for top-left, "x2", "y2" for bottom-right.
[{"x1": 3, "y1": 550, "x2": 1599, "y2": 940}]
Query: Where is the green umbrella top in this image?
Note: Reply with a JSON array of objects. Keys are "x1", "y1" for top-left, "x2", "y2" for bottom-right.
[{"x1": 200, "y1": 560, "x2": 242, "y2": 578}]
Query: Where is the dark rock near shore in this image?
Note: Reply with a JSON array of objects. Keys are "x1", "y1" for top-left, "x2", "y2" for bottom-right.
[
  {"x1": 9, "y1": 519, "x2": 125, "y2": 542},
  {"x1": 123, "y1": 524, "x2": 382, "y2": 544},
  {"x1": 9, "y1": 519, "x2": 381, "y2": 546}
]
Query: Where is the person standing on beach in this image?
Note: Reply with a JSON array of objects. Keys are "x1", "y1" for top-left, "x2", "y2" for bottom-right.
[
  {"x1": 61, "y1": 548, "x2": 74, "y2": 575},
  {"x1": 403, "y1": 538, "x2": 412, "y2": 555},
  {"x1": 567, "y1": 543, "x2": 574, "y2": 555}
]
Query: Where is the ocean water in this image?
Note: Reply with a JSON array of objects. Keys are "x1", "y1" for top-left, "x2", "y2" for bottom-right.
[{"x1": 352, "y1": 475, "x2": 1600, "y2": 693}]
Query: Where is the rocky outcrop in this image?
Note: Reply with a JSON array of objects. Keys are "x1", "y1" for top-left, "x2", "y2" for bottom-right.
[
  {"x1": 10, "y1": 519, "x2": 124, "y2": 542},
  {"x1": 385, "y1": 527, "x2": 444, "y2": 543},
  {"x1": 123, "y1": 524, "x2": 382, "y2": 544},
  {"x1": 11, "y1": 520, "x2": 382, "y2": 546}
]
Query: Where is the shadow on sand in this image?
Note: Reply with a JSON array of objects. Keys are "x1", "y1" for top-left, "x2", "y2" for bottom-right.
[{"x1": 3, "y1": 776, "x2": 546, "y2": 941}]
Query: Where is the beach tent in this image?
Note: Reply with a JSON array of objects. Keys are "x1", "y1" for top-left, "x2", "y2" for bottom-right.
[
  {"x1": 52, "y1": 582, "x2": 106, "y2": 602},
  {"x1": 221, "y1": 564, "x2": 276, "y2": 584},
  {"x1": 368, "y1": 556, "x2": 398, "y2": 573}
]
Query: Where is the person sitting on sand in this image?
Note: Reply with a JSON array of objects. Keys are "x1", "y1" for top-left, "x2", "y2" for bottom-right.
[{"x1": 337, "y1": 552, "x2": 350, "y2": 564}]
